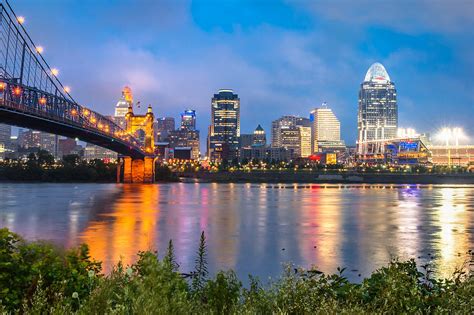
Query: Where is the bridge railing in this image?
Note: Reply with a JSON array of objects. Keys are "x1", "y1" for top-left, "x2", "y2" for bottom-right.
[
  {"x1": 0, "y1": 0, "x2": 146, "y2": 156},
  {"x1": 0, "y1": 78, "x2": 144, "y2": 154}
]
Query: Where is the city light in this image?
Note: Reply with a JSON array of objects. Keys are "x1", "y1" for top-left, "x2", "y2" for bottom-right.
[
  {"x1": 70, "y1": 108, "x2": 77, "y2": 115},
  {"x1": 0, "y1": 82, "x2": 5, "y2": 91},
  {"x1": 51, "y1": 68, "x2": 59, "y2": 76},
  {"x1": 39, "y1": 97, "x2": 47, "y2": 105},
  {"x1": 436, "y1": 127, "x2": 467, "y2": 146},
  {"x1": 13, "y1": 86, "x2": 21, "y2": 96},
  {"x1": 64, "y1": 86, "x2": 71, "y2": 93},
  {"x1": 397, "y1": 128, "x2": 418, "y2": 138},
  {"x1": 17, "y1": 16, "x2": 25, "y2": 24},
  {"x1": 35, "y1": 46, "x2": 44, "y2": 54}
]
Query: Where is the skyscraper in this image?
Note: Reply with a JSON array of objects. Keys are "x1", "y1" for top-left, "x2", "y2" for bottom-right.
[
  {"x1": 0, "y1": 123, "x2": 11, "y2": 159},
  {"x1": 271, "y1": 116, "x2": 310, "y2": 148},
  {"x1": 154, "y1": 117, "x2": 175, "y2": 142},
  {"x1": 358, "y1": 62, "x2": 397, "y2": 154},
  {"x1": 181, "y1": 109, "x2": 196, "y2": 130},
  {"x1": 310, "y1": 103, "x2": 343, "y2": 153},
  {"x1": 252, "y1": 124, "x2": 266, "y2": 146},
  {"x1": 208, "y1": 89, "x2": 240, "y2": 161}
]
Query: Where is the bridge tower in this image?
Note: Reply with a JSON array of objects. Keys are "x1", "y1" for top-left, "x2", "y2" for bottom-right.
[{"x1": 121, "y1": 104, "x2": 155, "y2": 183}]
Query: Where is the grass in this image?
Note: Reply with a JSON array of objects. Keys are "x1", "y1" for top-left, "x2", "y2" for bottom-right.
[{"x1": 1, "y1": 228, "x2": 473, "y2": 314}]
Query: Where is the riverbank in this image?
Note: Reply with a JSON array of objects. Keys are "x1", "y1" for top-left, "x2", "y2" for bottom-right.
[
  {"x1": 1, "y1": 228, "x2": 472, "y2": 314},
  {"x1": 178, "y1": 170, "x2": 474, "y2": 184}
]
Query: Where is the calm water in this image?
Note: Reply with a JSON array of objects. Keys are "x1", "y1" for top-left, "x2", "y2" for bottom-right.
[{"x1": 1, "y1": 183, "x2": 473, "y2": 282}]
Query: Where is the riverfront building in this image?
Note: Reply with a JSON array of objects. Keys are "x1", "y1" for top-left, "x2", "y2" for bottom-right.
[
  {"x1": 271, "y1": 116, "x2": 310, "y2": 158},
  {"x1": 208, "y1": 89, "x2": 240, "y2": 161},
  {"x1": 358, "y1": 63, "x2": 397, "y2": 156},
  {"x1": 180, "y1": 109, "x2": 196, "y2": 130},
  {"x1": 154, "y1": 117, "x2": 176, "y2": 142},
  {"x1": 310, "y1": 103, "x2": 344, "y2": 153}
]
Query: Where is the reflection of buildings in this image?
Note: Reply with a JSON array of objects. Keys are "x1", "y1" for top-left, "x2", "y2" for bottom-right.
[
  {"x1": 358, "y1": 63, "x2": 397, "y2": 156},
  {"x1": 80, "y1": 185, "x2": 159, "y2": 270}
]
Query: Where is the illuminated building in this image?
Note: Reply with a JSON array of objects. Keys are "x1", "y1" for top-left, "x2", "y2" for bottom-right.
[
  {"x1": 358, "y1": 63, "x2": 397, "y2": 156},
  {"x1": 167, "y1": 129, "x2": 200, "y2": 160},
  {"x1": 428, "y1": 145, "x2": 474, "y2": 166},
  {"x1": 299, "y1": 126, "x2": 312, "y2": 158},
  {"x1": 40, "y1": 133, "x2": 58, "y2": 158},
  {"x1": 154, "y1": 117, "x2": 175, "y2": 142},
  {"x1": 253, "y1": 124, "x2": 266, "y2": 146},
  {"x1": 208, "y1": 89, "x2": 240, "y2": 161},
  {"x1": 180, "y1": 109, "x2": 196, "y2": 130},
  {"x1": 310, "y1": 103, "x2": 344, "y2": 153},
  {"x1": 58, "y1": 138, "x2": 79, "y2": 157},
  {"x1": 240, "y1": 146, "x2": 292, "y2": 161},
  {"x1": 271, "y1": 116, "x2": 310, "y2": 148},
  {"x1": 271, "y1": 116, "x2": 310, "y2": 158},
  {"x1": 0, "y1": 123, "x2": 11, "y2": 159},
  {"x1": 84, "y1": 143, "x2": 118, "y2": 161},
  {"x1": 114, "y1": 86, "x2": 133, "y2": 129}
]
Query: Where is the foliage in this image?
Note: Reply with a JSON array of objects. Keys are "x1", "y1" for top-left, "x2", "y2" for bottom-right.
[
  {"x1": 0, "y1": 228, "x2": 473, "y2": 314},
  {"x1": 0, "y1": 152, "x2": 117, "y2": 182}
]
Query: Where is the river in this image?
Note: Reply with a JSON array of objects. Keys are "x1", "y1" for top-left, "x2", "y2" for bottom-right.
[{"x1": 1, "y1": 183, "x2": 473, "y2": 282}]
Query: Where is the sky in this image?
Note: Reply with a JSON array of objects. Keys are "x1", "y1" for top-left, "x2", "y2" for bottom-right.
[{"x1": 12, "y1": 0, "x2": 474, "y2": 149}]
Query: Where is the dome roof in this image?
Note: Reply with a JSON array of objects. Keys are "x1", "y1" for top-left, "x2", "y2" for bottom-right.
[{"x1": 364, "y1": 62, "x2": 391, "y2": 83}]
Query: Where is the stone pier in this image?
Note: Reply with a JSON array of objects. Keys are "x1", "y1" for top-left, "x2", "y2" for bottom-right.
[{"x1": 119, "y1": 156, "x2": 155, "y2": 183}]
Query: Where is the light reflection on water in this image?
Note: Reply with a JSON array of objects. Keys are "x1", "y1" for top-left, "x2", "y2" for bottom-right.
[{"x1": 0, "y1": 183, "x2": 473, "y2": 282}]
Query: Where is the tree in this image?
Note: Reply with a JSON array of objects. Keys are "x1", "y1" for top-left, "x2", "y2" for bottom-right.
[
  {"x1": 62, "y1": 154, "x2": 80, "y2": 167},
  {"x1": 192, "y1": 231, "x2": 208, "y2": 293}
]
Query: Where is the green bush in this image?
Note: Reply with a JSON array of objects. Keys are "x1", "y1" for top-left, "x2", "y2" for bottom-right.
[{"x1": 0, "y1": 228, "x2": 473, "y2": 314}]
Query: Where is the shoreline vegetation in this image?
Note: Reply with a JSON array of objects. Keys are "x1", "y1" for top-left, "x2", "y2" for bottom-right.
[
  {"x1": 0, "y1": 150, "x2": 473, "y2": 184},
  {"x1": 1, "y1": 228, "x2": 473, "y2": 314}
]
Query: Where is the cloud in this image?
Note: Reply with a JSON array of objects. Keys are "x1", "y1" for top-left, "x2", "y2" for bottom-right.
[{"x1": 301, "y1": 0, "x2": 474, "y2": 34}]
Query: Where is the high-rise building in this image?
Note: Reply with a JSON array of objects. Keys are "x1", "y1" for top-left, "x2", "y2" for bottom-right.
[
  {"x1": 40, "y1": 133, "x2": 58, "y2": 157},
  {"x1": 252, "y1": 124, "x2": 266, "y2": 146},
  {"x1": 358, "y1": 62, "x2": 397, "y2": 155},
  {"x1": 0, "y1": 123, "x2": 11, "y2": 159},
  {"x1": 239, "y1": 134, "x2": 253, "y2": 148},
  {"x1": 114, "y1": 86, "x2": 133, "y2": 129},
  {"x1": 208, "y1": 89, "x2": 240, "y2": 161},
  {"x1": 84, "y1": 143, "x2": 118, "y2": 161},
  {"x1": 279, "y1": 126, "x2": 301, "y2": 158},
  {"x1": 154, "y1": 117, "x2": 175, "y2": 142},
  {"x1": 299, "y1": 126, "x2": 312, "y2": 158},
  {"x1": 310, "y1": 103, "x2": 343, "y2": 153},
  {"x1": 271, "y1": 116, "x2": 310, "y2": 148},
  {"x1": 18, "y1": 129, "x2": 41, "y2": 148},
  {"x1": 168, "y1": 128, "x2": 200, "y2": 160},
  {"x1": 180, "y1": 109, "x2": 196, "y2": 130}
]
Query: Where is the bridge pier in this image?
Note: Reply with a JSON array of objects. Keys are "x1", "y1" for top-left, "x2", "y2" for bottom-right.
[{"x1": 120, "y1": 156, "x2": 155, "y2": 183}]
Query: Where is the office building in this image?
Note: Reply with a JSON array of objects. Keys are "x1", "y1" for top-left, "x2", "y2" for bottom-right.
[
  {"x1": 0, "y1": 123, "x2": 11, "y2": 159},
  {"x1": 181, "y1": 109, "x2": 196, "y2": 130},
  {"x1": 84, "y1": 143, "x2": 118, "y2": 161},
  {"x1": 253, "y1": 124, "x2": 266, "y2": 146},
  {"x1": 239, "y1": 134, "x2": 253, "y2": 148},
  {"x1": 208, "y1": 89, "x2": 240, "y2": 161},
  {"x1": 168, "y1": 129, "x2": 200, "y2": 160},
  {"x1": 299, "y1": 126, "x2": 312, "y2": 158},
  {"x1": 40, "y1": 133, "x2": 58, "y2": 157},
  {"x1": 358, "y1": 62, "x2": 397, "y2": 155},
  {"x1": 310, "y1": 103, "x2": 344, "y2": 153},
  {"x1": 154, "y1": 117, "x2": 176, "y2": 142},
  {"x1": 271, "y1": 116, "x2": 310, "y2": 148}
]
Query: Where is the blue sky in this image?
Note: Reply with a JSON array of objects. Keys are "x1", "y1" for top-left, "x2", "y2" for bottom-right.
[{"x1": 14, "y1": 0, "x2": 474, "y2": 148}]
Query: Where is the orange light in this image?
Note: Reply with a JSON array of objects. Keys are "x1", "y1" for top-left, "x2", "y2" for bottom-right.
[
  {"x1": 35, "y1": 46, "x2": 44, "y2": 54},
  {"x1": 39, "y1": 97, "x2": 47, "y2": 105},
  {"x1": 13, "y1": 87, "x2": 21, "y2": 96},
  {"x1": 0, "y1": 82, "x2": 5, "y2": 91},
  {"x1": 71, "y1": 109, "x2": 77, "y2": 115},
  {"x1": 64, "y1": 86, "x2": 71, "y2": 93},
  {"x1": 51, "y1": 68, "x2": 59, "y2": 76},
  {"x1": 91, "y1": 117, "x2": 97, "y2": 123},
  {"x1": 17, "y1": 16, "x2": 25, "y2": 24},
  {"x1": 83, "y1": 109, "x2": 90, "y2": 116}
]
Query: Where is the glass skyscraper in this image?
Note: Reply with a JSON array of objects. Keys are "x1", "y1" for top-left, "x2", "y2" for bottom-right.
[
  {"x1": 357, "y1": 62, "x2": 397, "y2": 154},
  {"x1": 208, "y1": 89, "x2": 240, "y2": 161}
]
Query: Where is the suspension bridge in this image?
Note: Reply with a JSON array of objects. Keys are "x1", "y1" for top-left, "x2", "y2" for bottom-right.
[{"x1": 0, "y1": 0, "x2": 156, "y2": 182}]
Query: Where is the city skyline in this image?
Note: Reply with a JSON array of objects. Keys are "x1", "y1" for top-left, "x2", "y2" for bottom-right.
[{"x1": 10, "y1": 0, "x2": 473, "y2": 152}]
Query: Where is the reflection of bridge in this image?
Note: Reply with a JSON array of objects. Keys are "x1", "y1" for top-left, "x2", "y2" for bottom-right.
[{"x1": 0, "y1": 1, "x2": 155, "y2": 182}]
